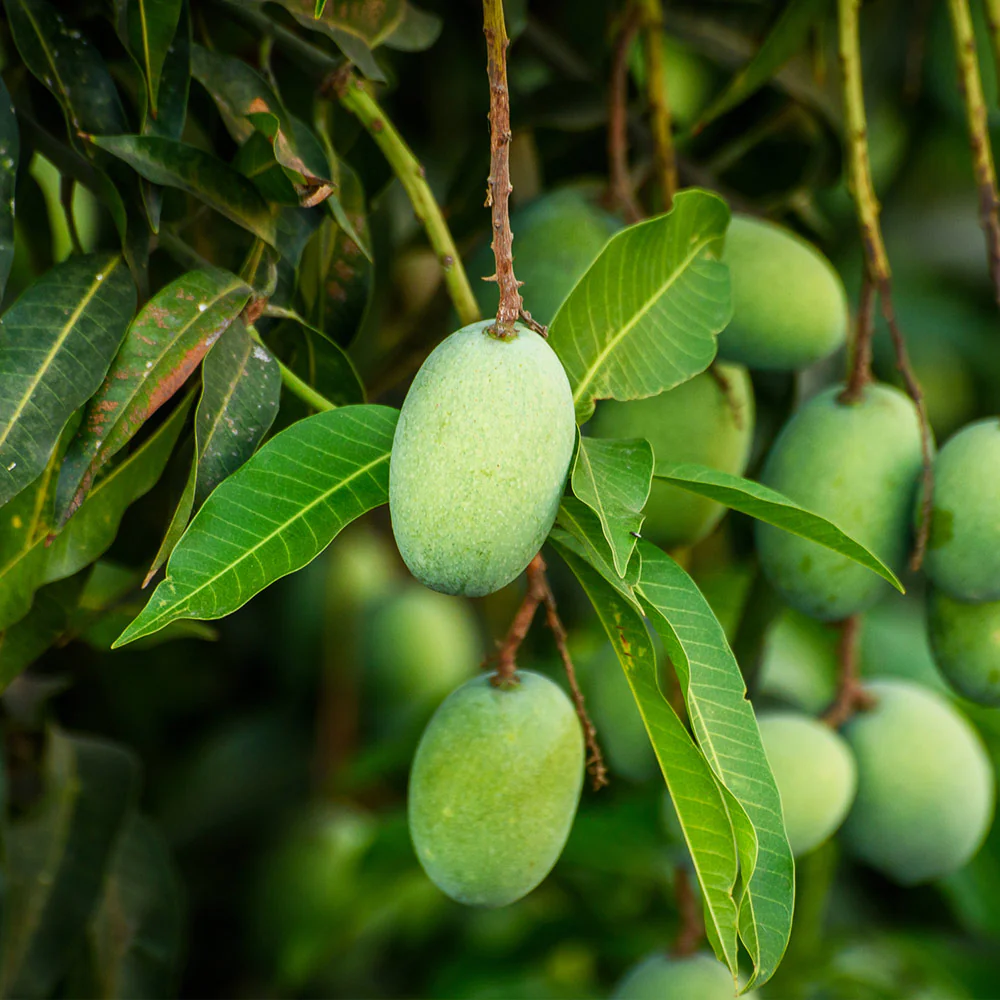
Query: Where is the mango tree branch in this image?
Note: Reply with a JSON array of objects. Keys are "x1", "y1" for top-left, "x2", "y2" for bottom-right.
[
  {"x1": 638, "y1": 0, "x2": 677, "y2": 210},
  {"x1": 822, "y1": 615, "x2": 874, "y2": 729},
  {"x1": 331, "y1": 72, "x2": 481, "y2": 328},
  {"x1": 608, "y1": 6, "x2": 643, "y2": 222},
  {"x1": 947, "y1": 0, "x2": 1000, "y2": 305}
]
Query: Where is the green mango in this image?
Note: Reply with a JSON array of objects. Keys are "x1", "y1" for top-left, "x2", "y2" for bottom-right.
[
  {"x1": 925, "y1": 418, "x2": 1000, "y2": 602},
  {"x1": 758, "y1": 712, "x2": 857, "y2": 857},
  {"x1": 756, "y1": 383, "x2": 924, "y2": 621},
  {"x1": 719, "y1": 215, "x2": 848, "y2": 371},
  {"x1": 408, "y1": 671, "x2": 584, "y2": 907},
  {"x1": 927, "y1": 588, "x2": 1000, "y2": 707},
  {"x1": 389, "y1": 321, "x2": 576, "y2": 596},
  {"x1": 467, "y1": 187, "x2": 620, "y2": 327},
  {"x1": 757, "y1": 608, "x2": 839, "y2": 714},
  {"x1": 860, "y1": 592, "x2": 949, "y2": 693},
  {"x1": 589, "y1": 363, "x2": 754, "y2": 548},
  {"x1": 326, "y1": 523, "x2": 399, "y2": 611},
  {"x1": 841, "y1": 679, "x2": 995, "y2": 884},
  {"x1": 613, "y1": 952, "x2": 745, "y2": 999}
]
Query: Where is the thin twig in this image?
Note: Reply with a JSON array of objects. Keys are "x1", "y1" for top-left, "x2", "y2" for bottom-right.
[
  {"x1": 671, "y1": 867, "x2": 704, "y2": 957},
  {"x1": 822, "y1": 615, "x2": 875, "y2": 729},
  {"x1": 489, "y1": 553, "x2": 546, "y2": 686},
  {"x1": 608, "y1": 6, "x2": 643, "y2": 222},
  {"x1": 482, "y1": 0, "x2": 523, "y2": 337},
  {"x1": 839, "y1": 268, "x2": 875, "y2": 403},
  {"x1": 518, "y1": 307, "x2": 548, "y2": 337},
  {"x1": 638, "y1": 0, "x2": 677, "y2": 210},
  {"x1": 946, "y1": 0, "x2": 1000, "y2": 305}
]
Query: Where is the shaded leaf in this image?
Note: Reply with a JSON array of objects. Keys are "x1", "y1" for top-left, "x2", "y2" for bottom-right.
[
  {"x1": 269, "y1": 0, "x2": 405, "y2": 47},
  {"x1": 548, "y1": 189, "x2": 731, "y2": 422},
  {"x1": 56, "y1": 267, "x2": 250, "y2": 521},
  {"x1": 655, "y1": 462, "x2": 903, "y2": 592},
  {"x1": 0, "y1": 253, "x2": 136, "y2": 508},
  {"x1": 144, "y1": 0, "x2": 190, "y2": 139},
  {"x1": 571, "y1": 434, "x2": 653, "y2": 576},
  {"x1": 383, "y1": 3, "x2": 442, "y2": 51},
  {"x1": 128, "y1": 0, "x2": 183, "y2": 118},
  {"x1": 0, "y1": 77, "x2": 17, "y2": 300},
  {"x1": 113, "y1": 405, "x2": 397, "y2": 646},
  {"x1": 0, "y1": 730, "x2": 140, "y2": 999}
]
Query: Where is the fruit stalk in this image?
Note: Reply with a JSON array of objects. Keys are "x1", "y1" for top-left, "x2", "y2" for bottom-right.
[
  {"x1": 482, "y1": 0, "x2": 523, "y2": 337},
  {"x1": 822, "y1": 615, "x2": 874, "y2": 729},
  {"x1": 638, "y1": 0, "x2": 678, "y2": 210},
  {"x1": 946, "y1": 0, "x2": 1000, "y2": 306},
  {"x1": 332, "y1": 72, "x2": 481, "y2": 328},
  {"x1": 607, "y1": 6, "x2": 643, "y2": 222}
]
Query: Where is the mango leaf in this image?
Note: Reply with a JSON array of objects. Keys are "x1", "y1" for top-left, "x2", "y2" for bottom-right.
[
  {"x1": 144, "y1": 322, "x2": 281, "y2": 582},
  {"x1": 571, "y1": 435, "x2": 653, "y2": 577},
  {"x1": 0, "y1": 254, "x2": 136, "y2": 508},
  {"x1": 383, "y1": 3, "x2": 442, "y2": 51},
  {"x1": 55, "y1": 268, "x2": 250, "y2": 522},
  {"x1": 128, "y1": 0, "x2": 183, "y2": 118},
  {"x1": 654, "y1": 463, "x2": 903, "y2": 592},
  {"x1": 548, "y1": 189, "x2": 731, "y2": 423},
  {"x1": 0, "y1": 77, "x2": 17, "y2": 300},
  {"x1": 44, "y1": 391, "x2": 194, "y2": 585},
  {"x1": 89, "y1": 814, "x2": 184, "y2": 999},
  {"x1": 549, "y1": 533, "x2": 742, "y2": 978},
  {"x1": 693, "y1": 0, "x2": 830, "y2": 131},
  {"x1": 555, "y1": 497, "x2": 642, "y2": 602},
  {"x1": 636, "y1": 542, "x2": 794, "y2": 990},
  {"x1": 269, "y1": 0, "x2": 406, "y2": 47},
  {"x1": 88, "y1": 135, "x2": 280, "y2": 245},
  {"x1": 0, "y1": 730, "x2": 140, "y2": 999},
  {"x1": 113, "y1": 405, "x2": 398, "y2": 646}
]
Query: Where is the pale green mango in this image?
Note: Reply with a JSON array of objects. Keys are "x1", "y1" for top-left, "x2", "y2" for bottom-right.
[
  {"x1": 613, "y1": 952, "x2": 745, "y2": 999},
  {"x1": 719, "y1": 215, "x2": 848, "y2": 371},
  {"x1": 758, "y1": 712, "x2": 857, "y2": 856},
  {"x1": 389, "y1": 322, "x2": 576, "y2": 596},
  {"x1": 326, "y1": 522, "x2": 398, "y2": 610},
  {"x1": 757, "y1": 608, "x2": 839, "y2": 714},
  {"x1": 589, "y1": 363, "x2": 754, "y2": 548},
  {"x1": 927, "y1": 588, "x2": 1000, "y2": 707},
  {"x1": 841, "y1": 679, "x2": 995, "y2": 884},
  {"x1": 468, "y1": 187, "x2": 620, "y2": 327},
  {"x1": 756, "y1": 383, "x2": 924, "y2": 621},
  {"x1": 408, "y1": 671, "x2": 584, "y2": 907},
  {"x1": 924, "y1": 418, "x2": 1000, "y2": 602}
]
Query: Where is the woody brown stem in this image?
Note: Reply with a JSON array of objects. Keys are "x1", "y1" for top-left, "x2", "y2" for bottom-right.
[
  {"x1": 822, "y1": 615, "x2": 875, "y2": 728},
  {"x1": 608, "y1": 6, "x2": 643, "y2": 222},
  {"x1": 638, "y1": 0, "x2": 677, "y2": 210},
  {"x1": 840, "y1": 269, "x2": 876, "y2": 403}
]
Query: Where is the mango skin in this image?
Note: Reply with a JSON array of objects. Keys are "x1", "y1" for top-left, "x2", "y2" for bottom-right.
[
  {"x1": 719, "y1": 215, "x2": 848, "y2": 371},
  {"x1": 924, "y1": 418, "x2": 1000, "y2": 602},
  {"x1": 758, "y1": 712, "x2": 857, "y2": 857},
  {"x1": 389, "y1": 322, "x2": 576, "y2": 597},
  {"x1": 927, "y1": 588, "x2": 1000, "y2": 707},
  {"x1": 408, "y1": 671, "x2": 584, "y2": 907},
  {"x1": 613, "y1": 952, "x2": 744, "y2": 999},
  {"x1": 841, "y1": 679, "x2": 995, "y2": 884},
  {"x1": 589, "y1": 363, "x2": 754, "y2": 548},
  {"x1": 756, "y1": 384, "x2": 924, "y2": 621}
]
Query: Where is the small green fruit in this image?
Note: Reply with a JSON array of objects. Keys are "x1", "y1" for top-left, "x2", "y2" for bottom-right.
[
  {"x1": 924, "y1": 418, "x2": 1000, "y2": 602},
  {"x1": 589, "y1": 363, "x2": 754, "y2": 548},
  {"x1": 841, "y1": 679, "x2": 995, "y2": 884},
  {"x1": 408, "y1": 671, "x2": 584, "y2": 907},
  {"x1": 758, "y1": 712, "x2": 857, "y2": 856},
  {"x1": 326, "y1": 523, "x2": 398, "y2": 610},
  {"x1": 757, "y1": 608, "x2": 838, "y2": 714},
  {"x1": 389, "y1": 322, "x2": 576, "y2": 597},
  {"x1": 756, "y1": 383, "x2": 924, "y2": 621},
  {"x1": 613, "y1": 952, "x2": 742, "y2": 999},
  {"x1": 719, "y1": 215, "x2": 848, "y2": 371},
  {"x1": 927, "y1": 588, "x2": 1000, "y2": 707}
]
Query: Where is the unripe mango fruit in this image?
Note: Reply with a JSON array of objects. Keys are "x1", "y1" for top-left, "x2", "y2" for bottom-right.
[
  {"x1": 841, "y1": 679, "x2": 995, "y2": 884},
  {"x1": 718, "y1": 215, "x2": 848, "y2": 370},
  {"x1": 408, "y1": 671, "x2": 584, "y2": 907},
  {"x1": 758, "y1": 712, "x2": 857, "y2": 856},
  {"x1": 756, "y1": 383, "x2": 924, "y2": 621},
  {"x1": 924, "y1": 418, "x2": 1000, "y2": 602},
  {"x1": 589, "y1": 363, "x2": 754, "y2": 548},
  {"x1": 927, "y1": 588, "x2": 1000, "y2": 707},
  {"x1": 613, "y1": 952, "x2": 745, "y2": 999},
  {"x1": 389, "y1": 322, "x2": 576, "y2": 597}
]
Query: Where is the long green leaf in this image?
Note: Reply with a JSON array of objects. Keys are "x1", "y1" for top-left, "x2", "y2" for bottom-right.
[
  {"x1": 383, "y1": 3, "x2": 442, "y2": 51},
  {"x1": 128, "y1": 0, "x2": 183, "y2": 117},
  {"x1": 571, "y1": 435, "x2": 652, "y2": 577},
  {"x1": 0, "y1": 77, "x2": 17, "y2": 300},
  {"x1": 0, "y1": 254, "x2": 136, "y2": 507},
  {"x1": 268, "y1": 0, "x2": 406, "y2": 46},
  {"x1": 654, "y1": 463, "x2": 903, "y2": 592},
  {"x1": 548, "y1": 188, "x2": 731, "y2": 422},
  {"x1": 113, "y1": 405, "x2": 398, "y2": 646},
  {"x1": 56, "y1": 268, "x2": 250, "y2": 521},
  {"x1": 637, "y1": 543, "x2": 795, "y2": 990}
]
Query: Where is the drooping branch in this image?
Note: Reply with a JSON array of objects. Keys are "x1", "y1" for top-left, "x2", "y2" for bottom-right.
[
  {"x1": 638, "y1": 0, "x2": 677, "y2": 210},
  {"x1": 607, "y1": 6, "x2": 643, "y2": 222},
  {"x1": 946, "y1": 0, "x2": 1000, "y2": 306},
  {"x1": 822, "y1": 615, "x2": 874, "y2": 729}
]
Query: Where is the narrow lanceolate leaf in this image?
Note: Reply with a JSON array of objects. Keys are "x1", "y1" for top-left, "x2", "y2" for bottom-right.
[
  {"x1": 383, "y1": 3, "x2": 442, "y2": 51},
  {"x1": 88, "y1": 135, "x2": 279, "y2": 245},
  {"x1": 128, "y1": 0, "x2": 183, "y2": 116},
  {"x1": 548, "y1": 189, "x2": 732, "y2": 423},
  {"x1": 0, "y1": 730, "x2": 139, "y2": 1000},
  {"x1": 655, "y1": 463, "x2": 903, "y2": 592},
  {"x1": 145, "y1": 0, "x2": 190, "y2": 140},
  {"x1": 56, "y1": 268, "x2": 250, "y2": 521},
  {"x1": 268, "y1": 0, "x2": 406, "y2": 47},
  {"x1": 44, "y1": 391, "x2": 194, "y2": 586},
  {"x1": 113, "y1": 405, "x2": 398, "y2": 646},
  {"x1": 0, "y1": 77, "x2": 18, "y2": 300},
  {"x1": 637, "y1": 543, "x2": 795, "y2": 990},
  {"x1": 571, "y1": 435, "x2": 653, "y2": 577},
  {"x1": 0, "y1": 254, "x2": 136, "y2": 508},
  {"x1": 549, "y1": 533, "x2": 741, "y2": 978},
  {"x1": 556, "y1": 497, "x2": 642, "y2": 601}
]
